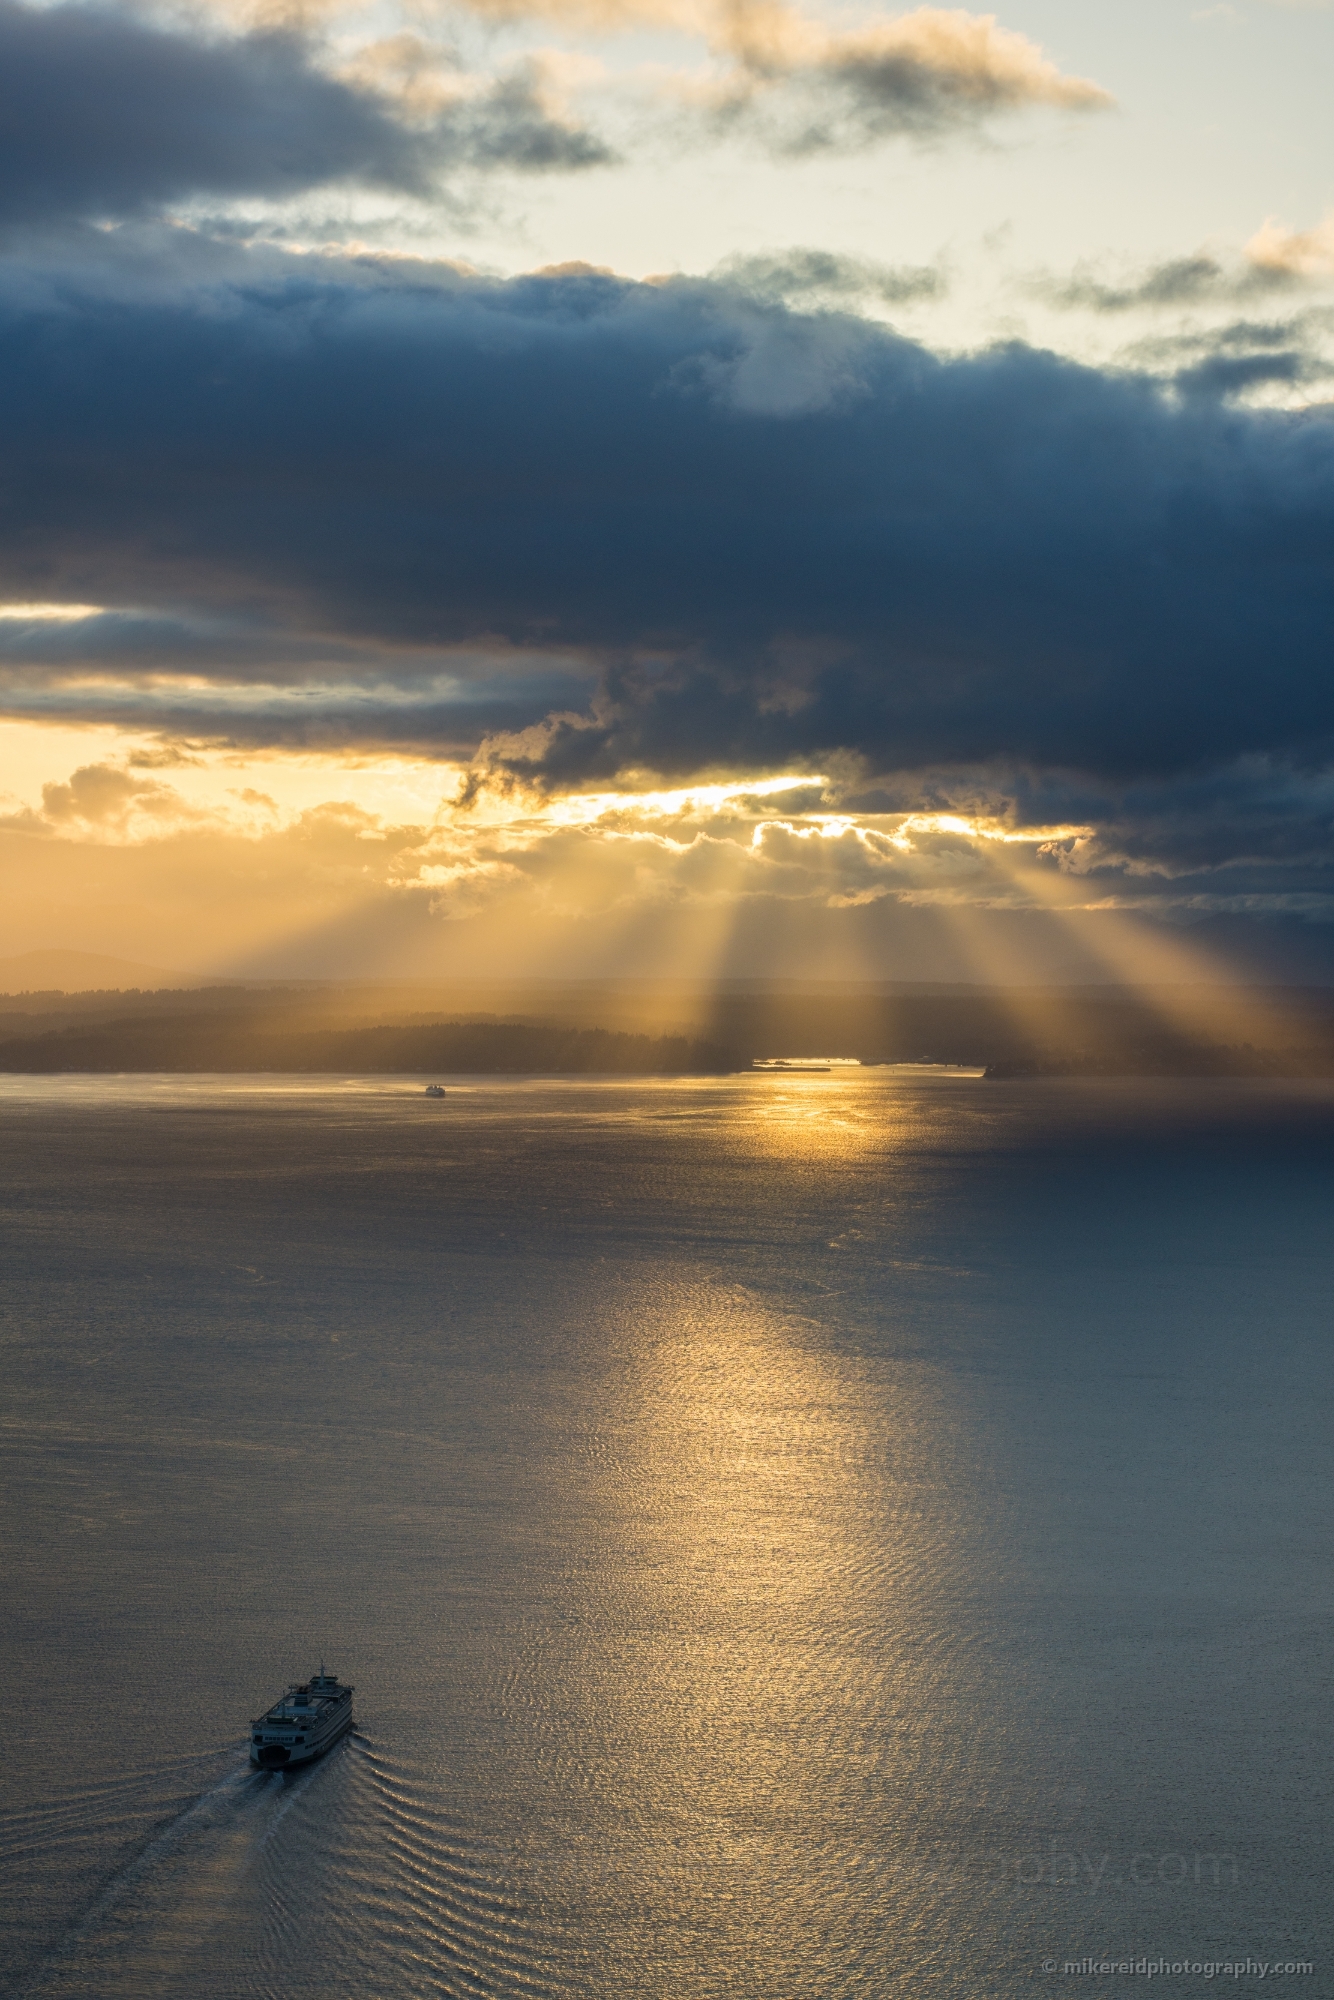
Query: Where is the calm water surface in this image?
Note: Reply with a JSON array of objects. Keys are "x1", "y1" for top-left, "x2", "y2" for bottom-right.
[{"x1": 0, "y1": 1072, "x2": 1330, "y2": 1998}]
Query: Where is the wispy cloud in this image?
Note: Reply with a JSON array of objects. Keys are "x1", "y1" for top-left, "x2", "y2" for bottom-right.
[
  {"x1": 1246, "y1": 210, "x2": 1334, "y2": 278},
  {"x1": 1040, "y1": 253, "x2": 1259, "y2": 313},
  {"x1": 711, "y1": 246, "x2": 944, "y2": 307},
  {"x1": 669, "y1": 1, "x2": 1111, "y2": 150},
  {"x1": 420, "y1": 0, "x2": 1112, "y2": 147},
  {"x1": 1125, "y1": 313, "x2": 1334, "y2": 399},
  {"x1": 1038, "y1": 215, "x2": 1334, "y2": 318}
]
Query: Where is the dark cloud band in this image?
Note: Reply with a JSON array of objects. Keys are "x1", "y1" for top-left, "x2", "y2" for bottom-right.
[
  {"x1": 0, "y1": 1, "x2": 608, "y2": 226},
  {"x1": 4, "y1": 251, "x2": 1333, "y2": 776}
]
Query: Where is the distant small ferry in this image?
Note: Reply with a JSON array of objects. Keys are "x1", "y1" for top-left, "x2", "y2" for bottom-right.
[
  {"x1": 424, "y1": 1084, "x2": 447, "y2": 1098},
  {"x1": 251, "y1": 1665, "x2": 354, "y2": 1769}
]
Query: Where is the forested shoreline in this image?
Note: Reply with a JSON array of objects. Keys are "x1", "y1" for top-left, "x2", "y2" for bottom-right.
[{"x1": 2, "y1": 980, "x2": 1333, "y2": 1076}]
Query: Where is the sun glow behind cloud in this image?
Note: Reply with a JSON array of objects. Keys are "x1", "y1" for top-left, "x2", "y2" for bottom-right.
[
  {"x1": 0, "y1": 717, "x2": 1269, "y2": 909},
  {"x1": 0, "y1": 714, "x2": 1317, "y2": 1041},
  {"x1": 0, "y1": 604, "x2": 107, "y2": 623}
]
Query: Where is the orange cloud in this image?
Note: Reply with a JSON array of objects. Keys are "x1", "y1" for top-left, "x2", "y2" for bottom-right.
[{"x1": 1246, "y1": 210, "x2": 1334, "y2": 279}]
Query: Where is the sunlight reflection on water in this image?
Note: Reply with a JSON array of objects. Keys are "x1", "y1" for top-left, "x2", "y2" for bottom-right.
[{"x1": 0, "y1": 1073, "x2": 1330, "y2": 1996}]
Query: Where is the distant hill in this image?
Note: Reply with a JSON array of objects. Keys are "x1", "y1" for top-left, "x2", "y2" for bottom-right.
[
  {"x1": 0, "y1": 976, "x2": 1331, "y2": 1074},
  {"x1": 0, "y1": 1016, "x2": 737, "y2": 1074},
  {"x1": 0, "y1": 949, "x2": 202, "y2": 994}
]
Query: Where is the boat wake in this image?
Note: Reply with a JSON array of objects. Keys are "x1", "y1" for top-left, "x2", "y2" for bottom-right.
[
  {"x1": 6, "y1": 1734, "x2": 575, "y2": 2000},
  {"x1": 9, "y1": 1748, "x2": 341, "y2": 1999},
  {"x1": 333, "y1": 1736, "x2": 564, "y2": 1999}
]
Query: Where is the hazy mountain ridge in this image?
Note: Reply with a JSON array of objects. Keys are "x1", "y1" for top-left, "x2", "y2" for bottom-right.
[
  {"x1": 1, "y1": 981, "x2": 1332, "y2": 1074},
  {"x1": 0, "y1": 949, "x2": 203, "y2": 993},
  {"x1": 0, "y1": 1015, "x2": 735, "y2": 1076}
]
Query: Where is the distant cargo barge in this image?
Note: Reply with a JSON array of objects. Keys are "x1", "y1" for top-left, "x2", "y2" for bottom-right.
[{"x1": 751, "y1": 1058, "x2": 862, "y2": 1073}]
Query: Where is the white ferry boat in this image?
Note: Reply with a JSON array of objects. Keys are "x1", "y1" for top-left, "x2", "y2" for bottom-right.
[{"x1": 250, "y1": 1664, "x2": 354, "y2": 1769}]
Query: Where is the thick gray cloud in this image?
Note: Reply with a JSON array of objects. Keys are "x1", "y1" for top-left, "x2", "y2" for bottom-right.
[
  {"x1": 1, "y1": 239, "x2": 1333, "y2": 896},
  {"x1": 0, "y1": 2, "x2": 609, "y2": 226}
]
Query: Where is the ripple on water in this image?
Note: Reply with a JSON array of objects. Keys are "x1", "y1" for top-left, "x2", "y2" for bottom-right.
[{"x1": 2, "y1": 1077, "x2": 1331, "y2": 1998}]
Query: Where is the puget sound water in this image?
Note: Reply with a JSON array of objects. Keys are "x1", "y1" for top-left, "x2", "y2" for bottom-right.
[{"x1": 0, "y1": 1071, "x2": 1330, "y2": 1998}]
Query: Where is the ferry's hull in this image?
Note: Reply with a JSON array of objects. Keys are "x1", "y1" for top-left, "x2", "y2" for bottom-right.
[{"x1": 250, "y1": 1707, "x2": 353, "y2": 1769}]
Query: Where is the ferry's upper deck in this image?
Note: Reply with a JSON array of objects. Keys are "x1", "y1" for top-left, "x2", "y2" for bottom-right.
[{"x1": 253, "y1": 1667, "x2": 352, "y2": 1728}]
